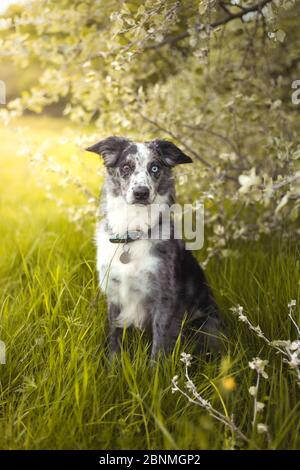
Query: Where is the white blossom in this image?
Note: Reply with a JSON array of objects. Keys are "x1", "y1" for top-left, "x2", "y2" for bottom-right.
[
  {"x1": 257, "y1": 423, "x2": 268, "y2": 434},
  {"x1": 288, "y1": 299, "x2": 297, "y2": 308},
  {"x1": 288, "y1": 352, "x2": 300, "y2": 369},
  {"x1": 231, "y1": 305, "x2": 248, "y2": 322},
  {"x1": 238, "y1": 168, "x2": 261, "y2": 194},
  {"x1": 289, "y1": 340, "x2": 300, "y2": 352},
  {"x1": 180, "y1": 352, "x2": 192, "y2": 367},
  {"x1": 256, "y1": 402, "x2": 265, "y2": 412},
  {"x1": 248, "y1": 386, "x2": 258, "y2": 397},
  {"x1": 249, "y1": 357, "x2": 269, "y2": 379}
]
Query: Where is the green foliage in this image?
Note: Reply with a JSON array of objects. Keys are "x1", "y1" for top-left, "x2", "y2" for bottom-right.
[{"x1": 1, "y1": 0, "x2": 299, "y2": 261}]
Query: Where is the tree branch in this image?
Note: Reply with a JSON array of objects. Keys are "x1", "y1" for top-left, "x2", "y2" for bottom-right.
[
  {"x1": 144, "y1": 0, "x2": 273, "y2": 51},
  {"x1": 137, "y1": 111, "x2": 212, "y2": 167},
  {"x1": 220, "y1": 2, "x2": 233, "y2": 16},
  {"x1": 181, "y1": 122, "x2": 244, "y2": 160}
]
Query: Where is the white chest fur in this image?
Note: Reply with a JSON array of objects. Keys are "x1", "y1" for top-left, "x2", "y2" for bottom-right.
[{"x1": 95, "y1": 221, "x2": 159, "y2": 329}]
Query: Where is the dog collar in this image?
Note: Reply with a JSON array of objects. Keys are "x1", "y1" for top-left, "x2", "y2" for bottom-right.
[{"x1": 109, "y1": 230, "x2": 143, "y2": 244}]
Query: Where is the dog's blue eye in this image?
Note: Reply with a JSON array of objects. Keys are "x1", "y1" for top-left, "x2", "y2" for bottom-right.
[{"x1": 151, "y1": 165, "x2": 159, "y2": 174}]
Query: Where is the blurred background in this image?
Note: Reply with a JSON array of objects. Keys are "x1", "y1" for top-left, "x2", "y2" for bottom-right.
[{"x1": 0, "y1": 0, "x2": 299, "y2": 257}]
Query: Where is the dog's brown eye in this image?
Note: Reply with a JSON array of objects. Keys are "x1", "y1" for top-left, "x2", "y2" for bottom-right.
[{"x1": 122, "y1": 164, "x2": 131, "y2": 174}]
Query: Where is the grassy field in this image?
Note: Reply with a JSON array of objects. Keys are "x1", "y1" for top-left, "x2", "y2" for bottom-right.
[{"x1": 0, "y1": 117, "x2": 299, "y2": 450}]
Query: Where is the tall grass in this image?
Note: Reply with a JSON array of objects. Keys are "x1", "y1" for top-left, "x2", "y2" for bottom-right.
[{"x1": 0, "y1": 117, "x2": 299, "y2": 449}]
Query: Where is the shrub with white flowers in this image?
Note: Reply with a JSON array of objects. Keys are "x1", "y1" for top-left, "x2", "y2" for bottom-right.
[
  {"x1": 172, "y1": 300, "x2": 299, "y2": 447},
  {"x1": 0, "y1": 1, "x2": 299, "y2": 255}
]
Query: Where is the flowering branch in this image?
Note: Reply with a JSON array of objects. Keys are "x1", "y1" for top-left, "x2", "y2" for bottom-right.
[
  {"x1": 231, "y1": 302, "x2": 300, "y2": 386},
  {"x1": 248, "y1": 358, "x2": 269, "y2": 435},
  {"x1": 172, "y1": 353, "x2": 250, "y2": 445},
  {"x1": 144, "y1": 0, "x2": 274, "y2": 51}
]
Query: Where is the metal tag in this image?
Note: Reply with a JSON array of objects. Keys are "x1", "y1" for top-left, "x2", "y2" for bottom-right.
[{"x1": 119, "y1": 250, "x2": 131, "y2": 264}]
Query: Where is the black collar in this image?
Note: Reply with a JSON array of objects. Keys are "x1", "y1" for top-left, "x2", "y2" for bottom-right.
[{"x1": 109, "y1": 230, "x2": 144, "y2": 244}]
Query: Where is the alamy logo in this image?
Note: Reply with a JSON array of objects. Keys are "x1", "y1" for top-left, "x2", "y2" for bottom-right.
[
  {"x1": 291, "y1": 80, "x2": 300, "y2": 105},
  {"x1": 0, "y1": 340, "x2": 6, "y2": 364},
  {"x1": 120, "y1": 202, "x2": 204, "y2": 250},
  {"x1": 0, "y1": 80, "x2": 6, "y2": 105}
]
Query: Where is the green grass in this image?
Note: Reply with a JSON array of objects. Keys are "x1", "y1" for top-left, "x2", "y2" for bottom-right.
[{"x1": 0, "y1": 117, "x2": 300, "y2": 450}]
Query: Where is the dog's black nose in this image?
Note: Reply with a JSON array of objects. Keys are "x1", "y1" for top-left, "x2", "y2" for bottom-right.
[{"x1": 133, "y1": 186, "x2": 150, "y2": 202}]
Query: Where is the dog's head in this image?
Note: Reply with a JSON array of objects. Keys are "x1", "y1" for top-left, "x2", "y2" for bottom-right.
[{"x1": 86, "y1": 137, "x2": 192, "y2": 205}]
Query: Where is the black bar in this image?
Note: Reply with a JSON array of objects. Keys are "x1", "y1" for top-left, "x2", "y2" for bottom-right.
[{"x1": 0, "y1": 450, "x2": 299, "y2": 467}]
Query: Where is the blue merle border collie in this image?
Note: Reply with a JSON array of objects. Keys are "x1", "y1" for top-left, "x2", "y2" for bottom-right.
[{"x1": 87, "y1": 137, "x2": 222, "y2": 360}]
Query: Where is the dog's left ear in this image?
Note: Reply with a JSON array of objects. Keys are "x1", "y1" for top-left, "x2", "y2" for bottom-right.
[
  {"x1": 151, "y1": 139, "x2": 193, "y2": 166},
  {"x1": 86, "y1": 136, "x2": 130, "y2": 167}
]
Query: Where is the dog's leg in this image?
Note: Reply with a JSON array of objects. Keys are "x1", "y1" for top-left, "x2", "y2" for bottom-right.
[
  {"x1": 108, "y1": 303, "x2": 122, "y2": 359},
  {"x1": 151, "y1": 306, "x2": 173, "y2": 360},
  {"x1": 188, "y1": 305, "x2": 223, "y2": 353}
]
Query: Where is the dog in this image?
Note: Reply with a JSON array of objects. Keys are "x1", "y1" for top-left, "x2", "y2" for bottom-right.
[{"x1": 87, "y1": 137, "x2": 222, "y2": 359}]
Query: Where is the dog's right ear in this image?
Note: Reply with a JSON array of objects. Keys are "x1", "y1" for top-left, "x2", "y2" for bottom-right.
[{"x1": 86, "y1": 136, "x2": 130, "y2": 167}]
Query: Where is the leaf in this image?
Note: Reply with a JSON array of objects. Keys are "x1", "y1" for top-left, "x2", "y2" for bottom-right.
[
  {"x1": 275, "y1": 194, "x2": 290, "y2": 213},
  {"x1": 276, "y1": 30, "x2": 286, "y2": 43}
]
